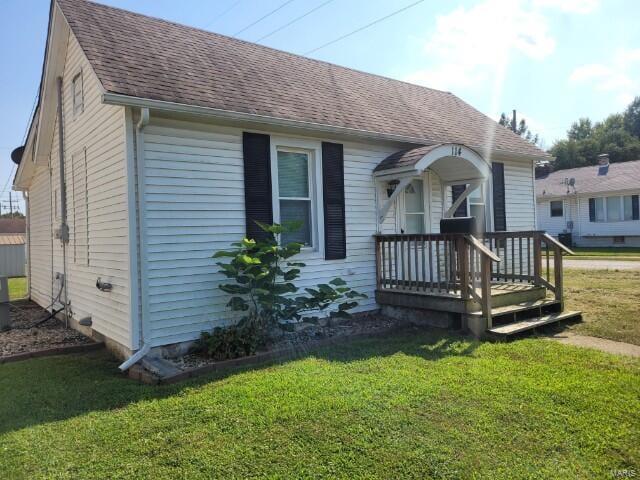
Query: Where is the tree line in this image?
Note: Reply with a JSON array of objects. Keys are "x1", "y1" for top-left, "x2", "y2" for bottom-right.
[{"x1": 499, "y1": 96, "x2": 640, "y2": 171}]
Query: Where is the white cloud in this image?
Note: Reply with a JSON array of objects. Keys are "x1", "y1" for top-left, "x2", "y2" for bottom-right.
[
  {"x1": 569, "y1": 48, "x2": 640, "y2": 104},
  {"x1": 404, "y1": 0, "x2": 599, "y2": 93},
  {"x1": 533, "y1": 0, "x2": 599, "y2": 14}
]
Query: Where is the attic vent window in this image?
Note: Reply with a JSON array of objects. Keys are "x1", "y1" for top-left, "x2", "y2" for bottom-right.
[{"x1": 72, "y1": 72, "x2": 84, "y2": 116}]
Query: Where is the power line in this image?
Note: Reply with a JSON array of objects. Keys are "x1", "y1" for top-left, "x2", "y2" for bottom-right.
[
  {"x1": 1, "y1": 164, "x2": 16, "y2": 196},
  {"x1": 254, "y1": 0, "x2": 334, "y2": 42},
  {"x1": 303, "y1": 0, "x2": 424, "y2": 55},
  {"x1": 202, "y1": 0, "x2": 243, "y2": 30},
  {"x1": 234, "y1": 0, "x2": 295, "y2": 36}
]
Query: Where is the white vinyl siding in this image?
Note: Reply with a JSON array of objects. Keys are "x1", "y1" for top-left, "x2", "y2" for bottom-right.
[
  {"x1": 140, "y1": 118, "x2": 400, "y2": 346},
  {"x1": 27, "y1": 32, "x2": 132, "y2": 348},
  {"x1": 72, "y1": 148, "x2": 89, "y2": 265},
  {"x1": 28, "y1": 165, "x2": 53, "y2": 306}
]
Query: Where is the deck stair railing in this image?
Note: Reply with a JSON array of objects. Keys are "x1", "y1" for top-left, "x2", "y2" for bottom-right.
[{"x1": 374, "y1": 231, "x2": 574, "y2": 327}]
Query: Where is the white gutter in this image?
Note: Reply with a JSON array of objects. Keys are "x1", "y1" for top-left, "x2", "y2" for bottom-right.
[
  {"x1": 119, "y1": 107, "x2": 151, "y2": 372},
  {"x1": 102, "y1": 92, "x2": 551, "y2": 163}
]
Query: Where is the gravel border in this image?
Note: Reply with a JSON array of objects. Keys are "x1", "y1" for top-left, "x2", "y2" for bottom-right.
[{"x1": 0, "y1": 300, "x2": 97, "y2": 361}]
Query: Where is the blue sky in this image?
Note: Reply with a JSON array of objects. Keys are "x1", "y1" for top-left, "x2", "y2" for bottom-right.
[{"x1": 1, "y1": 0, "x2": 639, "y2": 213}]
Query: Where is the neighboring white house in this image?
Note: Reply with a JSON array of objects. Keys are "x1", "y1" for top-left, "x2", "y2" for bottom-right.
[
  {"x1": 0, "y1": 218, "x2": 27, "y2": 277},
  {"x1": 13, "y1": 0, "x2": 551, "y2": 363},
  {"x1": 536, "y1": 156, "x2": 640, "y2": 247}
]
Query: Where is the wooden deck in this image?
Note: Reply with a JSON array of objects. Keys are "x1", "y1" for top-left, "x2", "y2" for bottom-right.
[{"x1": 374, "y1": 231, "x2": 579, "y2": 335}]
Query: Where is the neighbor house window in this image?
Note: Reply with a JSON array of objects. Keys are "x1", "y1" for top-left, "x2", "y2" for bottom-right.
[
  {"x1": 623, "y1": 195, "x2": 634, "y2": 220},
  {"x1": 593, "y1": 197, "x2": 605, "y2": 222},
  {"x1": 276, "y1": 148, "x2": 314, "y2": 246},
  {"x1": 72, "y1": 72, "x2": 84, "y2": 116},
  {"x1": 613, "y1": 236, "x2": 625, "y2": 244},
  {"x1": 550, "y1": 200, "x2": 563, "y2": 217},
  {"x1": 606, "y1": 196, "x2": 621, "y2": 222},
  {"x1": 404, "y1": 179, "x2": 425, "y2": 234}
]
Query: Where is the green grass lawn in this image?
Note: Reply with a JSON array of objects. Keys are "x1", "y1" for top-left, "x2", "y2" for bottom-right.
[
  {"x1": 563, "y1": 268, "x2": 640, "y2": 345},
  {"x1": 1, "y1": 333, "x2": 638, "y2": 479},
  {"x1": 8, "y1": 277, "x2": 27, "y2": 300},
  {"x1": 569, "y1": 247, "x2": 640, "y2": 261}
]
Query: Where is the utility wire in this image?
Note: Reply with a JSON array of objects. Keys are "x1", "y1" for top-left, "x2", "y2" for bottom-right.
[
  {"x1": 303, "y1": 0, "x2": 424, "y2": 55},
  {"x1": 202, "y1": 0, "x2": 243, "y2": 30},
  {"x1": 234, "y1": 0, "x2": 295, "y2": 36},
  {"x1": 255, "y1": 0, "x2": 334, "y2": 42}
]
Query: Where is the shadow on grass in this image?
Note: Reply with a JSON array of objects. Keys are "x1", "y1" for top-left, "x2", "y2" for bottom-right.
[{"x1": 0, "y1": 328, "x2": 479, "y2": 435}]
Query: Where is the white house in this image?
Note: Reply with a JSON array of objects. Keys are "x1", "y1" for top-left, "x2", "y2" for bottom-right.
[
  {"x1": 536, "y1": 156, "x2": 640, "y2": 247},
  {"x1": 13, "y1": 0, "x2": 577, "y2": 368}
]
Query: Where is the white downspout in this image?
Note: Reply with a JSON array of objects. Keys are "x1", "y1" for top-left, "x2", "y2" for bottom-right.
[{"x1": 119, "y1": 107, "x2": 150, "y2": 372}]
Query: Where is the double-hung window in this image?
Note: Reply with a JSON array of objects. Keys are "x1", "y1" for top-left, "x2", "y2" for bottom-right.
[{"x1": 276, "y1": 147, "x2": 314, "y2": 247}]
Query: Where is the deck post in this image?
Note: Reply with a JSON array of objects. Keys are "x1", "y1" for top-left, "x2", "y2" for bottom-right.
[
  {"x1": 375, "y1": 236, "x2": 382, "y2": 290},
  {"x1": 533, "y1": 232, "x2": 542, "y2": 286},
  {"x1": 553, "y1": 244, "x2": 564, "y2": 309},
  {"x1": 480, "y1": 255, "x2": 492, "y2": 329},
  {"x1": 456, "y1": 236, "x2": 469, "y2": 299}
]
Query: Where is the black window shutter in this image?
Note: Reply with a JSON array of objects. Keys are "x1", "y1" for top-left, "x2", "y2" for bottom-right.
[
  {"x1": 491, "y1": 162, "x2": 507, "y2": 231},
  {"x1": 322, "y1": 142, "x2": 346, "y2": 260},
  {"x1": 242, "y1": 132, "x2": 273, "y2": 241},
  {"x1": 451, "y1": 185, "x2": 468, "y2": 218},
  {"x1": 632, "y1": 195, "x2": 639, "y2": 220},
  {"x1": 589, "y1": 198, "x2": 596, "y2": 222}
]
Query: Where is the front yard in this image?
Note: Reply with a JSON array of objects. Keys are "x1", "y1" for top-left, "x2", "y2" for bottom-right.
[
  {"x1": 1, "y1": 332, "x2": 638, "y2": 479},
  {"x1": 563, "y1": 268, "x2": 640, "y2": 345}
]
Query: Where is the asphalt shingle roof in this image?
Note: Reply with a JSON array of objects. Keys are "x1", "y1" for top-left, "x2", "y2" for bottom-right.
[
  {"x1": 57, "y1": 0, "x2": 548, "y2": 158},
  {"x1": 536, "y1": 160, "x2": 640, "y2": 197}
]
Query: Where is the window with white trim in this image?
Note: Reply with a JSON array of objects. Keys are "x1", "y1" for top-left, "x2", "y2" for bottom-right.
[
  {"x1": 592, "y1": 195, "x2": 637, "y2": 222},
  {"x1": 403, "y1": 179, "x2": 425, "y2": 234},
  {"x1": 468, "y1": 184, "x2": 486, "y2": 230},
  {"x1": 550, "y1": 200, "x2": 563, "y2": 217},
  {"x1": 275, "y1": 147, "x2": 315, "y2": 247},
  {"x1": 72, "y1": 72, "x2": 84, "y2": 116}
]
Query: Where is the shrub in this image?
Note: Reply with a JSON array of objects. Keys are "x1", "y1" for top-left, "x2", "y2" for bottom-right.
[{"x1": 196, "y1": 222, "x2": 366, "y2": 359}]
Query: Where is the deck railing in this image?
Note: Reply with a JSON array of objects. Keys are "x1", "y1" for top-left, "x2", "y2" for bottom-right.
[{"x1": 374, "y1": 231, "x2": 574, "y2": 326}]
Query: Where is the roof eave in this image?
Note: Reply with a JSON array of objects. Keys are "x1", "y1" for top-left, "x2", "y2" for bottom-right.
[{"x1": 102, "y1": 92, "x2": 551, "y2": 162}]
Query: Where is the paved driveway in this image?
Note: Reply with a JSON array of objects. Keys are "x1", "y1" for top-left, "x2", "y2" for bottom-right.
[{"x1": 564, "y1": 259, "x2": 640, "y2": 270}]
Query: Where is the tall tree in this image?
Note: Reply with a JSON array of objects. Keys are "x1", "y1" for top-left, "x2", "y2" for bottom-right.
[
  {"x1": 549, "y1": 101, "x2": 640, "y2": 171},
  {"x1": 623, "y1": 96, "x2": 640, "y2": 138},
  {"x1": 498, "y1": 112, "x2": 539, "y2": 145}
]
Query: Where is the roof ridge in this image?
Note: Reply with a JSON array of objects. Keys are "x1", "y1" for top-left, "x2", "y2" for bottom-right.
[
  {"x1": 539, "y1": 159, "x2": 640, "y2": 178},
  {"x1": 69, "y1": 0, "x2": 454, "y2": 96}
]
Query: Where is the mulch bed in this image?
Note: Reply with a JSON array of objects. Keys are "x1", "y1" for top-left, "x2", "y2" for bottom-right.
[{"x1": 0, "y1": 300, "x2": 95, "y2": 361}]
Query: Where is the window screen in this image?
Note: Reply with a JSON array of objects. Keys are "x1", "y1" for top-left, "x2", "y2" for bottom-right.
[{"x1": 277, "y1": 150, "x2": 312, "y2": 246}]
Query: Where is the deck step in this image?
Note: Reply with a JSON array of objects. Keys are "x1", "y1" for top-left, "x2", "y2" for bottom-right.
[
  {"x1": 468, "y1": 299, "x2": 561, "y2": 318},
  {"x1": 488, "y1": 311, "x2": 582, "y2": 336}
]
